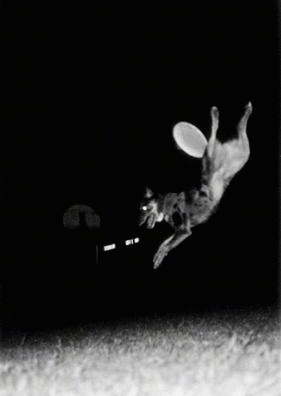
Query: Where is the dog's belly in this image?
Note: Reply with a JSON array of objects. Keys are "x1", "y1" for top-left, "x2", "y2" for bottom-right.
[{"x1": 189, "y1": 194, "x2": 215, "y2": 227}]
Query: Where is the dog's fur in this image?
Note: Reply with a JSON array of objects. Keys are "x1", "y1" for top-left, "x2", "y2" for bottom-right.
[{"x1": 139, "y1": 103, "x2": 253, "y2": 269}]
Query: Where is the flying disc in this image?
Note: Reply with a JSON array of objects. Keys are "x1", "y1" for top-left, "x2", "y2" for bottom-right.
[{"x1": 172, "y1": 122, "x2": 208, "y2": 158}]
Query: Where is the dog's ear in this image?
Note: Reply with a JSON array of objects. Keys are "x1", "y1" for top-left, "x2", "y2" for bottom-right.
[{"x1": 144, "y1": 187, "x2": 154, "y2": 198}]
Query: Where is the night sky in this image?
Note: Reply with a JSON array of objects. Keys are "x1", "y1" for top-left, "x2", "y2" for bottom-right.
[{"x1": 2, "y1": 0, "x2": 280, "y2": 328}]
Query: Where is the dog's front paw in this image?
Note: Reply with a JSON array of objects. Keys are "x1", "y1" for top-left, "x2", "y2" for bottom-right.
[{"x1": 153, "y1": 245, "x2": 169, "y2": 269}]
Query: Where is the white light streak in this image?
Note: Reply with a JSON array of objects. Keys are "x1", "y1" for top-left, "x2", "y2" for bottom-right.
[
  {"x1": 125, "y1": 237, "x2": 140, "y2": 246},
  {"x1": 103, "y1": 244, "x2": 116, "y2": 251}
]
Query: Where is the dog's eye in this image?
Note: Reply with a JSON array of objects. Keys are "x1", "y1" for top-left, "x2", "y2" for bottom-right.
[{"x1": 141, "y1": 206, "x2": 148, "y2": 211}]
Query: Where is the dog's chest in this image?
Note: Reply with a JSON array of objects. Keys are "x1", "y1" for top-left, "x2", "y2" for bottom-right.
[
  {"x1": 161, "y1": 190, "x2": 215, "y2": 228},
  {"x1": 162, "y1": 192, "x2": 186, "y2": 227},
  {"x1": 188, "y1": 189, "x2": 215, "y2": 226}
]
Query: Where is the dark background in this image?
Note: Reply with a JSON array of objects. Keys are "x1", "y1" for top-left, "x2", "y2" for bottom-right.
[{"x1": 2, "y1": 0, "x2": 280, "y2": 330}]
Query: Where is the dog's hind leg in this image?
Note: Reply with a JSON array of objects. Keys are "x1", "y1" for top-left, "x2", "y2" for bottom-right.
[
  {"x1": 237, "y1": 102, "x2": 253, "y2": 137},
  {"x1": 207, "y1": 106, "x2": 220, "y2": 158},
  {"x1": 218, "y1": 102, "x2": 253, "y2": 181},
  {"x1": 234, "y1": 102, "x2": 253, "y2": 164}
]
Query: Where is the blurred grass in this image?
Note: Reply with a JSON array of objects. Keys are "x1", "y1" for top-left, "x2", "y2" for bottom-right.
[{"x1": 0, "y1": 309, "x2": 280, "y2": 396}]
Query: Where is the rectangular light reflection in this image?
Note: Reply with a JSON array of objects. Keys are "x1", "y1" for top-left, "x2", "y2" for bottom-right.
[{"x1": 103, "y1": 244, "x2": 116, "y2": 251}]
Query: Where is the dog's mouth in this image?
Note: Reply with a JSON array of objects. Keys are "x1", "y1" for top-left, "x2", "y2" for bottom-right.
[
  {"x1": 139, "y1": 212, "x2": 156, "y2": 229},
  {"x1": 147, "y1": 213, "x2": 156, "y2": 229}
]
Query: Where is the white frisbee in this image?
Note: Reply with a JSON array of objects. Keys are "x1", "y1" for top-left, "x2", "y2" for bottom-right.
[{"x1": 173, "y1": 122, "x2": 208, "y2": 158}]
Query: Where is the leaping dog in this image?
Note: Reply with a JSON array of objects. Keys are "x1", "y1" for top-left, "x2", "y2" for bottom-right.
[{"x1": 139, "y1": 102, "x2": 253, "y2": 269}]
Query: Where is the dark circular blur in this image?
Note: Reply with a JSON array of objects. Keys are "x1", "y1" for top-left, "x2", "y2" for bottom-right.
[{"x1": 63, "y1": 204, "x2": 101, "y2": 230}]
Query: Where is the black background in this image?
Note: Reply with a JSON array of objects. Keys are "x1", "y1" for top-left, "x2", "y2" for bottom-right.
[{"x1": 2, "y1": 0, "x2": 280, "y2": 329}]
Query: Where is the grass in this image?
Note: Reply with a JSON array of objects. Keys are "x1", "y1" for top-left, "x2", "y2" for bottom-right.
[{"x1": 0, "y1": 308, "x2": 280, "y2": 396}]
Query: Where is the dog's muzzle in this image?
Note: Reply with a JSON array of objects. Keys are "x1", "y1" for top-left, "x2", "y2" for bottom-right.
[{"x1": 139, "y1": 212, "x2": 156, "y2": 229}]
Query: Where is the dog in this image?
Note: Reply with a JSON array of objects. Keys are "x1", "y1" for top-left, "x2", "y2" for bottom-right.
[{"x1": 139, "y1": 102, "x2": 253, "y2": 269}]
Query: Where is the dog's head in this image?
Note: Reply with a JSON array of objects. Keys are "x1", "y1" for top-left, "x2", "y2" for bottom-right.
[{"x1": 139, "y1": 187, "x2": 164, "y2": 229}]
